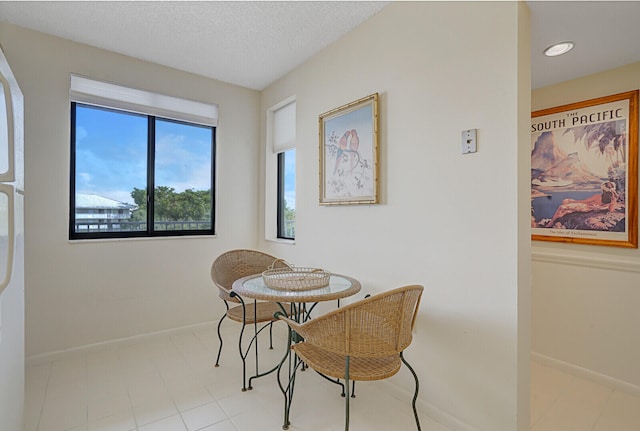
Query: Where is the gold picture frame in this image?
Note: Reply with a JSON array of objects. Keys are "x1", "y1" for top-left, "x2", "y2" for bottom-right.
[
  {"x1": 319, "y1": 93, "x2": 379, "y2": 205},
  {"x1": 531, "y1": 90, "x2": 638, "y2": 248}
]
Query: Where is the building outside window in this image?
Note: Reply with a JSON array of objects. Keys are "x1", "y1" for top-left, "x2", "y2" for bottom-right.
[{"x1": 74, "y1": 193, "x2": 137, "y2": 232}]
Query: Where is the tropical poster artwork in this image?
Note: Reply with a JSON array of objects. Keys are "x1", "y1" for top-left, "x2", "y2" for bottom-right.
[
  {"x1": 320, "y1": 94, "x2": 377, "y2": 204},
  {"x1": 530, "y1": 91, "x2": 638, "y2": 247}
]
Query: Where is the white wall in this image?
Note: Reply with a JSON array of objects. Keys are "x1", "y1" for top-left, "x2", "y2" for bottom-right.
[
  {"x1": 0, "y1": 3, "x2": 535, "y2": 429},
  {"x1": 532, "y1": 62, "x2": 640, "y2": 389},
  {"x1": 0, "y1": 206, "x2": 25, "y2": 431},
  {"x1": 0, "y1": 45, "x2": 25, "y2": 431},
  {"x1": 0, "y1": 22, "x2": 260, "y2": 357},
  {"x1": 259, "y1": 3, "x2": 531, "y2": 431}
]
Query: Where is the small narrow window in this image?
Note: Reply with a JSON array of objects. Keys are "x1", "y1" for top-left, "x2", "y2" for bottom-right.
[
  {"x1": 277, "y1": 148, "x2": 296, "y2": 239},
  {"x1": 271, "y1": 99, "x2": 296, "y2": 240}
]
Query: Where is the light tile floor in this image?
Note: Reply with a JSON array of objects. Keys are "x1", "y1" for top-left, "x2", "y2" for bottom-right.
[
  {"x1": 530, "y1": 361, "x2": 640, "y2": 431},
  {"x1": 24, "y1": 323, "x2": 640, "y2": 431}
]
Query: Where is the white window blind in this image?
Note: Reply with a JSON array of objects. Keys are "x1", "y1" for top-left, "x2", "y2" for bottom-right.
[
  {"x1": 272, "y1": 100, "x2": 296, "y2": 153},
  {"x1": 70, "y1": 74, "x2": 218, "y2": 127}
]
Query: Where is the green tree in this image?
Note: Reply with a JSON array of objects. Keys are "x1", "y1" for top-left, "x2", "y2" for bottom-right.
[
  {"x1": 284, "y1": 200, "x2": 295, "y2": 222},
  {"x1": 130, "y1": 186, "x2": 211, "y2": 222},
  {"x1": 283, "y1": 199, "x2": 295, "y2": 237},
  {"x1": 130, "y1": 187, "x2": 147, "y2": 221}
]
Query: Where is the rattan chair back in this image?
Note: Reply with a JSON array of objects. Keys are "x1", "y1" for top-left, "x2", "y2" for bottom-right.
[
  {"x1": 275, "y1": 285, "x2": 424, "y2": 430},
  {"x1": 210, "y1": 249, "x2": 292, "y2": 391},
  {"x1": 290, "y1": 285, "x2": 423, "y2": 358},
  {"x1": 211, "y1": 249, "x2": 289, "y2": 302}
]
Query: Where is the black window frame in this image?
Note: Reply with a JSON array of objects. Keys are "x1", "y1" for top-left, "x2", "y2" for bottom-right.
[
  {"x1": 276, "y1": 150, "x2": 294, "y2": 240},
  {"x1": 69, "y1": 102, "x2": 216, "y2": 240}
]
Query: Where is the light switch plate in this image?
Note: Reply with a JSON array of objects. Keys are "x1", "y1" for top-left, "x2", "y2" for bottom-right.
[{"x1": 462, "y1": 129, "x2": 477, "y2": 154}]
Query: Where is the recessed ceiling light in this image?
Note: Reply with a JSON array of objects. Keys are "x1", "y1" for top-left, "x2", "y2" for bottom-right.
[{"x1": 544, "y1": 42, "x2": 574, "y2": 57}]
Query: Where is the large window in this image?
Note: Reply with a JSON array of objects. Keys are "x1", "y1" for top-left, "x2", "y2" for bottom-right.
[{"x1": 69, "y1": 76, "x2": 216, "y2": 239}]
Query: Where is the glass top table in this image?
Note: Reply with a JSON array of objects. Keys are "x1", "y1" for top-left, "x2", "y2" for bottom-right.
[
  {"x1": 231, "y1": 272, "x2": 361, "y2": 430},
  {"x1": 231, "y1": 273, "x2": 361, "y2": 303}
]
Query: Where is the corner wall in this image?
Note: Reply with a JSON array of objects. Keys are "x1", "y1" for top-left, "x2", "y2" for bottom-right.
[
  {"x1": 0, "y1": 22, "x2": 260, "y2": 357},
  {"x1": 0, "y1": 232, "x2": 25, "y2": 431},
  {"x1": 0, "y1": 38, "x2": 25, "y2": 431},
  {"x1": 532, "y1": 62, "x2": 640, "y2": 389},
  {"x1": 260, "y1": 2, "x2": 531, "y2": 430}
]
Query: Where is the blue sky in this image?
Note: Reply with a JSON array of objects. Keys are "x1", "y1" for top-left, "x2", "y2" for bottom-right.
[
  {"x1": 75, "y1": 105, "x2": 212, "y2": 205},
  {"x1": 75, "y1": 104, "x2": 296, "y2": 211},
  {"x1": 283, "y1": 148, "x2": 296, "y2": 210}
]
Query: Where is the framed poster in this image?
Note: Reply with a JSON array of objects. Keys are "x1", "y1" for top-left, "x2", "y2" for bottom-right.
[
  {"x1": 319, "y1": 93, "x2": 378, "y2": 205},
  {"x1": 531, "y1": 90, "x2": 638, "y2": 248}
]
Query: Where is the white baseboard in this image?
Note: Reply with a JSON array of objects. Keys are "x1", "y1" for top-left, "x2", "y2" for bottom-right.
[
  {"x1": 25, "y1": 321, "x2": 218, "y2": 367},
  {"x1": 531, "y1": 352, "x2": 640, "y2": 396},
  {"x1": 379, "y1": 379, "x2": 478, "y2": 431},
  {"x1": 532, "y1": 250, "x2": 640, "y2": 273}
]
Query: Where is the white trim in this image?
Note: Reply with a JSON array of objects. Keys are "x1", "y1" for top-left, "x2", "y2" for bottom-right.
[
  {"x1": 531, "y1": 352, "x2": 640, "y2": 397},
  {"x1": 265, "y1": 237, "x2": 296, "y2": 245},
  {"x1": 70, "y1": 74, "x2": 218, "y2": 126},
  {"x1": 532, "y1": 250, "x2": 640, "y2": 273},
  {"x1": 265, "y1": 95, "x2": 296, "y2": 241},
  {"x1": 67, "y1": 234, "x2": 217, "y2": 245},
  {"x1": 26, "y1": 321, "x2": 217, "y2": 367}
]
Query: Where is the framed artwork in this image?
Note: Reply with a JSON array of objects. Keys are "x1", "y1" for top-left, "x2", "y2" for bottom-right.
[
  {"x1": 319, "y1": 93, "x2": 378, "y2": 205},
  {"x1": 531, "y1": 90, "x2": 638, "y2": 248}
]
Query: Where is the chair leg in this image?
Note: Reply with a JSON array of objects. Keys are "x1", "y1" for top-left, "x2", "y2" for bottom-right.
[
  {"x1": 214, "y1": 302, "x2": 230, "y2": 367},
  {"x1": 253, "y1": 303, "x2": 259, "y2": 388},
  {"x1": 232, "y1": 294, "x2": 249, "y2": 392},
  {"x1": 401, "y1": 352, "x2": 422, "y2": 431},
  {"x1": 269, "y1": 321, "x2": 274, "y2": 349},
  {"x1": 344, "y1": 356, "x2": 351, "y2": 431}
]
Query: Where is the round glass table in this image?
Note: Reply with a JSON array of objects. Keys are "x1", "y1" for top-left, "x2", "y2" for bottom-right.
[
  {"x1": 232, "y1": 272, "x2": 361, "y2": 429},
  {"x1": 232, "y1": 273, "x2": 361, "y2": 303}
]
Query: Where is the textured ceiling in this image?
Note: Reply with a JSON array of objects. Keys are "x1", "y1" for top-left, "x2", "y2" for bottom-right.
[
  {"x1": 1, "y1": 1, "x2": 640, "y2": 90},
  {"x1": 0, "y1": 1, "x2": 389, "y2": 90}
]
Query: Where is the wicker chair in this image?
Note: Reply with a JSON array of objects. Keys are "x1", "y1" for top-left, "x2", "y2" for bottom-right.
[
  {"x1": 276, "y1": 285, "x2": 424, "y2": 431},
  {"x1": 211, "y1": 249, "x2": 291, "y2": 391}
]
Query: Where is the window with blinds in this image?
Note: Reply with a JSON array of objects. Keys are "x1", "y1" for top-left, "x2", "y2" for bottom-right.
[{"x1": 69, "y1": 76, "x2": 216, "y2": 239}]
